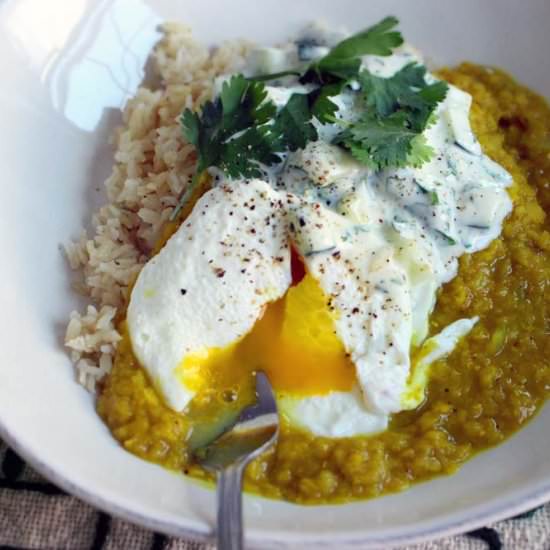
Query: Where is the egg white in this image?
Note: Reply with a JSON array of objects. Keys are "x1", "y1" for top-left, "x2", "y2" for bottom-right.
[{"x1": 127, "y1": 179, "x2": 291, "y2": 411}]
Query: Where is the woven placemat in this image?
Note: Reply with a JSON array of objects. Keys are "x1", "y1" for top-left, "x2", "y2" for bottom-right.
[{"x1": 0, "y1": 440, "x2": 547, "y2": 550}]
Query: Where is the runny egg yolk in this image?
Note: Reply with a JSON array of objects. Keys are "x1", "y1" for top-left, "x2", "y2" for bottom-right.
[{"x1": 179, "y1": 272, "x2": 357, "y2": 398}]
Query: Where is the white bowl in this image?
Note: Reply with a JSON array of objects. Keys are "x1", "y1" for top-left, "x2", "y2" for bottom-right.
[{"x1": 0, "y1": 0, "x2": 549, "y2": 548}]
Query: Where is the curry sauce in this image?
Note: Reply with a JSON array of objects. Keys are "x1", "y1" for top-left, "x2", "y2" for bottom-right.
[{"x1": 97, "y1": 64, "x2": 550, "y2": 503}]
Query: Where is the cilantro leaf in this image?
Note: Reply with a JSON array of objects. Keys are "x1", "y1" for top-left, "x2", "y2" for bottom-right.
[
  {"x1": 271, "y1": 93, "x2": 318, "y2": 151},
  {"x1": 220, "y1": 75, "x2": 276, "y2": 130},
  {"x1": 359, "y1": 63, "x2": 449, "y2": 128},
  {"x1": 346, "y1": 141, "x2": 378, "y2": 168},
  {"x1": 428, "y1": 190, "x2": 440, "y2": 205},
  {"x1": 181, "y1": 109, "x2": 200, "y2": 147},
  {"x1": 339, "y1": 111, "x2": 419, "y2": 169},
  {"x1": 253, "y1": 16, "x2": 403, "y2": 85},
  {"x1": 337, "y1": 63, "x2": 448, "y2": 170},
  {"x1": 219, "y1": 127, "x2": 281, "y2": 179},
  {"x1": 249, "y1": 70, "x2": 302, "y2": 82},
  {"x1": 312, "y1": 16, "x2": 403, "y2": 80},
  {"x1": 181, "y1": 100, "x2": 223, "y2": 173},
  {"x1": 359, "y1": 63, "x2": 427, "y2": 117},
  {"x1": 326, "y1": 16, "x2": 404, "y2": 58},
  {"x1": 408, "y1": 135, "x2": 435, "y2": 167},
  {"x1": 418, "y1": 80, "x2": 449, "y2": 105},
  {"x1": 397, "y1": 80, "x2": 449, "y2": 130},
  {"x1": 217, "y1": 92, "x2": 318, "y2": 181},
  {"x1": 179, "y1": 77, "x2": 318, "y2": 192},
  {"x1": 180, "y1": 76, "x2": 281, "y2": 179},
  {"x1": 175, "y1": 77, "x2": 285, "y2": 217},
  {"x1": 219, "y1": 75, "x2": 248, "y2": 121},
  {"x1": 308, "y1": 82, "x2": 344, "y2": 124}
]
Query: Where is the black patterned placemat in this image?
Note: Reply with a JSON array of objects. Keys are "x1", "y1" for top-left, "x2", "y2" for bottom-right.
[{"x1": 0, "y1": 440, "x2": 547, "y2": 549}]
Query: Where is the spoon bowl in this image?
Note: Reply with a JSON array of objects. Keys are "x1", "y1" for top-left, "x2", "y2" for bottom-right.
[{"x1": 194, "y1": 372, "x2": 279, "y2": 549}]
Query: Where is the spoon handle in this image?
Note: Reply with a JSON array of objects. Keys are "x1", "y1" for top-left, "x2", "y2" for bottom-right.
[{"x1": 217, "y1": 463, "x2": 245, "y2": 550}]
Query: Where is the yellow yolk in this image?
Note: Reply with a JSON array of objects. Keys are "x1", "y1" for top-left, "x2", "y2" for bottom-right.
[
  {"x1": 179, "y1": 273, "x2": 357, "y2": 398},
  {"x1": 400, "y1": 340, "x2": 437, "y2": 408}
]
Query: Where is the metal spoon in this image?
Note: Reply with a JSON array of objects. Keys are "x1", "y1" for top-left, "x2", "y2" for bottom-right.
[{"x1": 193, "y1": 372, "x2": 279, "y2": 550}]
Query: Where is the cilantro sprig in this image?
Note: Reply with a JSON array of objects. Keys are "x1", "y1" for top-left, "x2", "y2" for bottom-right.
[
  {"x1": 305, "y1": 16, "x2": 404, "y2": 82},
  {"x1": 253, "y1": 16, "x2": 403, "y2": 84},
  {"x1": 174, "y1": 75, "x2": 317, "y2": 218},
  {"x1": 336, "y1": 63, "x2": 449, "y2": 169},
  {"x1": 182, "y1": 74, "x2": 317, "y2": 177},
  {"x1": 342, "y1": 114, "x2": 435, "y2": 170},
  {"x1": 174, "y1": 16, "x2": 449, "y2": 217}
]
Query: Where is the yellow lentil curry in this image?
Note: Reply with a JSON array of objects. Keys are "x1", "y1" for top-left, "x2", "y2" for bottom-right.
[{"x1": 97, "y1": 64, "x2": 550, "y2": 504}]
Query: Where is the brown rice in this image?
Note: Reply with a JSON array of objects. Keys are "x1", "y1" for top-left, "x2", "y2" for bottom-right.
[{"x1": 64, "y1": 24, "x2": 251, "y2": 391}]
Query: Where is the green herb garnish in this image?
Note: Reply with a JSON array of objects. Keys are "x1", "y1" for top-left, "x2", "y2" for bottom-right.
[
  {"x1": 308, "y1": 82, "x2": 344, "y2": 124},
  {"x1": 435, "y1": 230, "x2": 457, "y2": 246},
  {"x1": 182, "y1": 74, "x2": 318, "y2": 178},
  {"x1": 335, "y1": 63, "x2": 448, "y2": 170},
  {"x1": 182, "y1": 75, "x2": 277, "y2": 177},
  {"x1": 428, "y1": 190, "x2": 440, "y2": 205},
  {"x1": 414, "y1": 179, "x2": 440, "y2": 205},
  {"x1": 174, "y1": 16, "x2": 448, "y2": 216},
  {"x1": 250, "y1": 16, "x2": 403, "y2": 84},
  {"x1": 337, "y1": 112, "x2": 438, "y2": 170},
  {"x1": 173, "y1": 75, "x2": 317, "y2": 218},
  {"x1": 304, "y1": 16, "x2": 403, "y2": 82}
]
